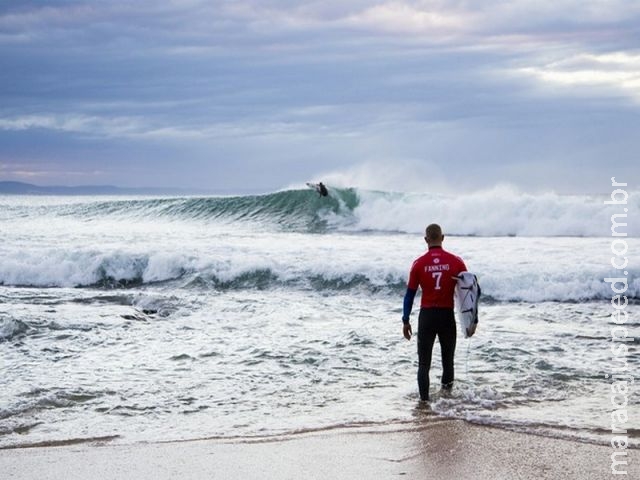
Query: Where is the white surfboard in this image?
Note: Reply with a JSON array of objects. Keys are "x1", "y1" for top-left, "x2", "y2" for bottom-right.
[{"x1": 455, "y1": 272, "x2": 480, "y2": 338}]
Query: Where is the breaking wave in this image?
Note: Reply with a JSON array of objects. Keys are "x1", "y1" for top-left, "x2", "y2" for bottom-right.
[
  {"x1": 1, "y1": 249, "x2": 638, "y2": 302},
  {"x1": 2, "y1": 186, "x2": 636, "y2": 236}
]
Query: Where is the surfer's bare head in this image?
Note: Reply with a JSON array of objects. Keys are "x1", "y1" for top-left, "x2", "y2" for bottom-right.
[{"x1": 424, "y1": 223, "x2": 444, "y2": 246}]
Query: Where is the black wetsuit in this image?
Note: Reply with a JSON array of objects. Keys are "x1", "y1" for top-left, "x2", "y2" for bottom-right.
[{"x1": 417, "y1": 307, "x2": 456, "y2": 400}]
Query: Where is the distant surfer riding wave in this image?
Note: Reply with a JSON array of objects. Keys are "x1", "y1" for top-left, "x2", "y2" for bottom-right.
[{"x1": 306, "y1": 181, "x2": 328, "y2": 197}]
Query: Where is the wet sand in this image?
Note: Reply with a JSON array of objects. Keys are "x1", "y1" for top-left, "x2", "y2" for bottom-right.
[{"x1": 1, "y1": 419, "x2": 637, "y2": 480}]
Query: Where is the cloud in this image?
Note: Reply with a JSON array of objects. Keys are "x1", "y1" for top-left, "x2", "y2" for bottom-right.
[
  {"x1": 0, "y1": 160, "x2": 105, "y2": 180},
  {"x1": 0, "y1": 1, "x2": 638, "y2": 192},
  {"x1": 0, "y1": 114, "x2": 147, "y2": 137},
  {"x1": 515, "y1": 51, "x2": 640, "y2": 103},
  {"x1": 341, "y1": 2, "x2": 472, "y2": 37}
]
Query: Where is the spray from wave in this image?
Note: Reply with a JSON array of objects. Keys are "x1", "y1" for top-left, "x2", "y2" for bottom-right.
[{"x1": 351, "y1": 186, "x2": 637, "y2": 237}]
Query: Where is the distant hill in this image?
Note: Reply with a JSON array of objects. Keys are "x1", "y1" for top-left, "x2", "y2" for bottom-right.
[{"x1": 0, "y1": 181, "x2": 210, "y2": 196}]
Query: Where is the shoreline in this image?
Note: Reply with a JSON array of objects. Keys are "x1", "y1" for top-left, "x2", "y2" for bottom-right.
[
  {"x1": 1, "y1": 419, "x2": 637, "y2": 480},
  {"x1": 3, "y1": 414, "x2": 635, "y2": 451}
]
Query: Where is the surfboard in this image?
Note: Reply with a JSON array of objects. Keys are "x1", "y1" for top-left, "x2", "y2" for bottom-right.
[{"x1": 455, "y1": 272, "x2": 480, "y2": 338}]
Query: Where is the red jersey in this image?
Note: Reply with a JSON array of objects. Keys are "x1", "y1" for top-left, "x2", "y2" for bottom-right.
[{"x1": 407, "y1": 246, "x2": 467, "y2": 309}]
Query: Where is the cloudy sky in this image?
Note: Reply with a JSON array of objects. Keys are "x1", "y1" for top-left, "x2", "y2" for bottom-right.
[{"x1": 0, "y1": 0, "x2": 639, "y2": 193}]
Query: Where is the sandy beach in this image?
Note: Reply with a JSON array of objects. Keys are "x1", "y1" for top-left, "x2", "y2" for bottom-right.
[{"x1": 1, "y1": 419, "x2": 636, "y2": 480}]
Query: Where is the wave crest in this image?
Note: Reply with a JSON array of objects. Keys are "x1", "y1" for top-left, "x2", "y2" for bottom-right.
[{"x1": 7, "y1": 186, "x2": 633, "y2": 237}]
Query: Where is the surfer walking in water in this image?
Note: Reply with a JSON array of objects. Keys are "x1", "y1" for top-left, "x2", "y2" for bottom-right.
[{"x1": 401, "y1": 224, "x2": 467, "y2": 401}]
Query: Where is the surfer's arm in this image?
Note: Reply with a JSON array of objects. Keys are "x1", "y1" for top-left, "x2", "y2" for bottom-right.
[{"x1": 402, "y1": 287, "x2": 417, "y2": 323}]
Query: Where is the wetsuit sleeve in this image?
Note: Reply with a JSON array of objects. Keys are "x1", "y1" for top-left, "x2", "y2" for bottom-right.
[
  {"x1": 403, "y1": 262, "x2": 419, "y2": 322},
  {"x1": 403, "y1": 287, "x2": 417, "y2": 323}
]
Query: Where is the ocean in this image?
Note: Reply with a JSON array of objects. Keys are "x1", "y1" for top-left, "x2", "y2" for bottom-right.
[{"x1": 0, "y1": 187, "x2": 638, "y2": 449}]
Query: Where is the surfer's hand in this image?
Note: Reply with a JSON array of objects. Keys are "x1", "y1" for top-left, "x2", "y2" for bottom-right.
[{"x1": 403, "y1": 323, "x2": 412, "y2": 340}]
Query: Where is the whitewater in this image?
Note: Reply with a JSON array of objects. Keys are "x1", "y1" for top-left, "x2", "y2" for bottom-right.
[{"x1": 0, "y1": 187, "x2": 638, "y2": 449}]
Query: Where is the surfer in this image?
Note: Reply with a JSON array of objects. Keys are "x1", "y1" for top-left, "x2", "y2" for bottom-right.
[
  {"x1": 401, "y1": 223, "x2": 467, "y2": 401},
  {"x1": 305, "y1": 181, "x2": 329, "y2": 197}
]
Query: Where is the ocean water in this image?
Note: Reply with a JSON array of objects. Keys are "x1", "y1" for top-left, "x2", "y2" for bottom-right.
[{"x1": 0, "y1": 187, "x2": 638, "y2": 448}]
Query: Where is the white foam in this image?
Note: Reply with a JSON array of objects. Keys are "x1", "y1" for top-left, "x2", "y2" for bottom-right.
[
  {"x1": 349, "y1": 186, "x2": 639, "y2": 237},
  {"x1": 0, "y1": 249, "x2": 191, "y2": 288},
  {"x1": 0, "y1": 236, "x2": 638, "y2": 301}
]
